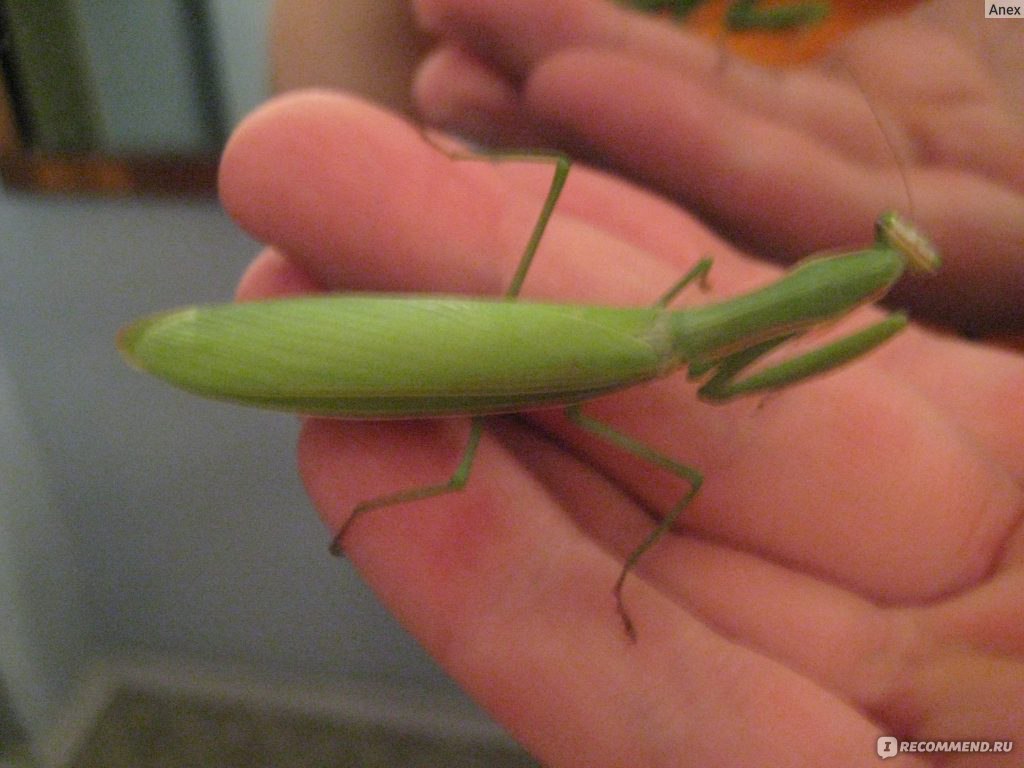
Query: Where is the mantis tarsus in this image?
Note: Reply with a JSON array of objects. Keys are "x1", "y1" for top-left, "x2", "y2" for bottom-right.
[{"x1": 118, "y1": 147, "x2": 939, "y2": 640}]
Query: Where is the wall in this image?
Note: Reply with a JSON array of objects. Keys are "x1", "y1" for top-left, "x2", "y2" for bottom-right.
[
  {"x1": 0, "y1": 0, "x2": 454, "y2": 753},
  {"x1": 0, "y1": 352, "x2": 82, "y2": 746}
]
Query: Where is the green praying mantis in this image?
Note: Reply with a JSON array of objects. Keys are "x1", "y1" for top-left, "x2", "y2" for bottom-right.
[
  {"x1": 623, "y1": 0, "x2": 830, "y2": 30},
  {"x1": 118, "y1": 146, "x2": 940, "y2": 640}
]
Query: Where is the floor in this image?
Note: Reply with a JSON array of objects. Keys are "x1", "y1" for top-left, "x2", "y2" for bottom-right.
[
  {"x1": 66, "y1": 686, "x2": 541, "y2": 768},
  {"x1": 30, "y1": 657, "x2": 543, "y2": 768}
]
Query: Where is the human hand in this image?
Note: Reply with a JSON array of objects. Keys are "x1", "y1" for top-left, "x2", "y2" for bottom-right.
[
  {"x1": 219, "y1": 91, "x2": 1023, "y2": 767},
  {"x1": 411, "y1": 0, "x2": 1024, "y2": 333}
]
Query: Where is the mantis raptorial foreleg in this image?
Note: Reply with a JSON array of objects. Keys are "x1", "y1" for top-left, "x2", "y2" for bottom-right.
[{"x1": 695, "y1": 313, "x2": 908, "y2": 400}]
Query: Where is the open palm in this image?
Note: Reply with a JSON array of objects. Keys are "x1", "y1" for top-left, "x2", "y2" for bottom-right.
[
  {"x1": 219, "y1": 86, "x2": 1022, "y2": 766},
  {"x1": 412, "y1": 0, "x2": 1024, "y2": 333}
]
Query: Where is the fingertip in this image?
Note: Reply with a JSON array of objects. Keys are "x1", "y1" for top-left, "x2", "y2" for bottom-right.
[
  {"x1": 234, "y1": 247, "x2": 324, "y2": 302},
  {"x1": 218, "y1": 90, "x2": 487, "y2": 292},
  {"x1": 413, "y1": 46, "x2": 502, "y2": 124},
  {"x1": 219, "y1": 91, "x2": 416, "y2": 239},
  {"x1": 219, "y1": 90, "x2": 343, "y2": 221}
]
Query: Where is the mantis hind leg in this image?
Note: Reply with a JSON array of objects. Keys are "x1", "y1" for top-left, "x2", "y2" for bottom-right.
[
  {"x1": 333, "y1": 148, "x2": 571, "y2": 552},
  {"x1": 566, "y1": 405, "x2": 703, "y2": 641},
  {"x1": 418, "y1": 132, "x2": 571, "y2": 299},
  {"x1": 330, "y1": 418, "x2": 484, "y2": 555}
]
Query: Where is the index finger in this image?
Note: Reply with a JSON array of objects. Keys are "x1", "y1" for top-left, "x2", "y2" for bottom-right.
[{"x1": 218, "y1": 90, "x2": 772, "y2": 307}]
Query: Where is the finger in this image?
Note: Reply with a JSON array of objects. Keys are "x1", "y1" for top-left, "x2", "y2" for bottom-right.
[
  {"x1": 500, "y1": 415, "x2": 1021, "y2": 732},
  {"x1": 413, "y1": 0, "x2": 899, "y2": 163},
  {"x1": 524, "y1": 48, "x2": 1024, "y2": 330},
  {"x1": 300, "y1": 416, "x2": 898, "y2": 767},
  {"x1": 220, "y1": 90, "x2": 520, "y2": 295},
  {"x1": 218, "y1": 89, "x2": 769, "y2": 304},
  {"x1": 235, "y1": 247, "x2": 324, "y2": 301},
  {"x1": 872, "y1": 331, "x2": 1024, "y2": 483},
  {"x1": 220, "y1": 91, "x2": 1020, "y2": 600},
  {"x1": 827, "y1": 13, "x2": 1024, "y2": 192},
  {"x1": 413, "y1": 46, "x2": 546, "y2": 146},
  {"x1": 526, "y1": 357, "x2": 1021, "y2": 605},
  {"x1": 909, "y1": 569, "x2": 1024, "y2": 741},
  {"x1": 525, "y1": 49, "x2": 897, "y2": 259},
  {"x1": 413, "y1": 0, "x2": 709, "y2": 82}
]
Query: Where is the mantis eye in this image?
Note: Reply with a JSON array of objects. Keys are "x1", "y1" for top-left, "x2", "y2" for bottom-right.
[{"x1": 875, "y1": 211, "x2": 941, "y2": 274}]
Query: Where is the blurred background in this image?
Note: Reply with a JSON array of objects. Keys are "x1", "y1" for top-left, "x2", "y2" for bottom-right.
[
  {"x1": 0, "y1": 1, "x2": 541, "y2": 766},
  {"x1": 1, "y1": 0, "x2": 963, "y2": 765}
]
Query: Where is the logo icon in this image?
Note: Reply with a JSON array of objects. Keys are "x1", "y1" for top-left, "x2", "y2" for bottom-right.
[{"x1": 877, "y1": 736, "x2": 899, "y2": 759}]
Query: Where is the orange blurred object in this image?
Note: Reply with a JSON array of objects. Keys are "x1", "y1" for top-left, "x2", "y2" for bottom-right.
[{"x1": 682, "y1": 0, "x2": 921, "y2": 65}]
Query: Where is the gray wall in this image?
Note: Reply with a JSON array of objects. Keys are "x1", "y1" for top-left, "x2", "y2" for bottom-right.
[
  {"x1": 73, "y1": 0, "x2": 213, "y2": 152},
  {"x1": 0, "y1": 0, "x2": 451, "y2": 751}
]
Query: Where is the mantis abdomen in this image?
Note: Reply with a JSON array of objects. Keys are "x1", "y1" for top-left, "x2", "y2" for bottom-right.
[{"x1": 119, "y1": 296, "x2": 671, "y2": 417}]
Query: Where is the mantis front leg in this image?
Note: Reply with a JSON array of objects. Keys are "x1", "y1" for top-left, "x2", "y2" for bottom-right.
[{"x1": 694, "y1": 313, "x2": 908, "y2": 401}]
